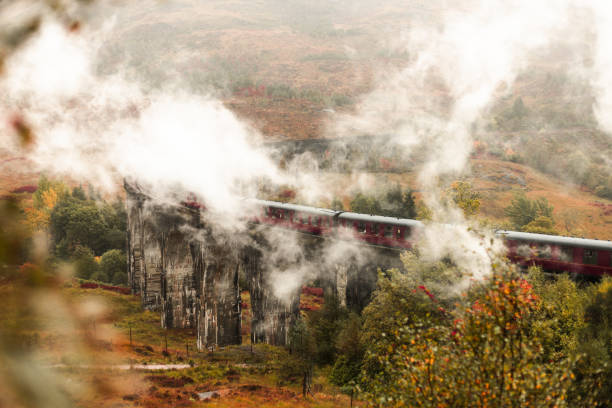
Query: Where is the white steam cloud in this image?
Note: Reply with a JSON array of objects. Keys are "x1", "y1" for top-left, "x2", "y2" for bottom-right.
[
  {"x1": 591, "y1": 2, "x2": 612, "y2": 133},
  {"x1": 5, "y1": 1, "x2": 612, "y2": 297},
  {"x1": 0, "y1": 20, "x2": 283, "y2": 215},
  {"x1": 331, "y1": 0, "x2": 612, "y2": 280}
]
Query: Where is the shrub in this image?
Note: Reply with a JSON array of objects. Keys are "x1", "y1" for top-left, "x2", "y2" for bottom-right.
[
  {"x1": 89, "y1": 270, "x2": 109, "y2": 283},
  {"x1": 360, "y1": 262, "x2": 578, "y2": 407},
  {"x1": 112, "y1": 271, "x2": 127, "y2": 286},
  {"x1": 308, "y1": 293, "x2": 346, "y2": 365},
  {"x1": 504, "y1": 192, "x2": 555, "y2": 230},
  {"x1": 100, "y1": 249, "x2": 126, "y2": 279},
  {"x1": 71, "y1": 246, "x2": 98, "y2": 279}
]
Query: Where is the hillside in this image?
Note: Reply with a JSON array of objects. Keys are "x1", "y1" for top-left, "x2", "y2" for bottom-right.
[{"x1": 2, "y1": 0, "x2": 611, "y2": 239}]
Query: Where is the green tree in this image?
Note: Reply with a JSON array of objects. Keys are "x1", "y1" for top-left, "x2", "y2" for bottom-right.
[
  {"x1": 359, "y1": 265, "x2": 449, "y2": 388},
  {"x1": 360, "y1": 263, "x2": 579, "y2": 408},
  {"x1": 331, "y1": 197, "x2": 344, "y2": 211},
  {"x1": 71, "y1": 185, "x2": 86, "y2": 200},
  {"x1": 100, "y1": 249, "x2": 126, "y2": 282},
  {"x1": 49, "y1": 196, "x2": 126, "y2": 257},
  {"x1": 111, "y1": 271, "x2": 128, "y2": 285},
  {"x1": 448, "y1": 181, "x2": 480, "y2": 217},
  {"x1": 512, "y1": 97, "x2": 528, "y2": 119},
  {"x1": 89, "y1": 270, "x2": 109, "y2": 283},
  {"x1": 282, "y1": 317, "x2": 316, "y2": 397},
  {"x1": 100, "y1": 200, "x2": 127, "y2": 250},
  {"x1": 32, "y1": 175, "x2": 67, "y2": 210},
  {"x1": 25, "y1": 175, "x2": 67, "y2": 232},
  {"x1": 72, "y1": 245, "x2": 98, "y2": 280},
  {"x1": 308, "y1": 292, "x2": 346, "y2": 365},
  {"x1": 573, "y1": 278, "x2": 612, "y2": 406},
  {"x1": 330, "y1": 312, "x2": 364, "y2": 387},
  {"x1": 527, "y1": 269, "x2": 586, "y2": 361},
  {"x1": 350, "y1": 193, "x2": 381, "y2": 214},
  {"x1": 61, "y1": 204, "x2": 108, "y2": 255},
  {"x1": 504, "y1": 192, "x2": 555, "y2": 231},
  {"x1": 522, "y1": 215, "x2": 556, "y2": 234},
  {"x1": 383, "y1": 184, "x2": 417, "y2": 219}
]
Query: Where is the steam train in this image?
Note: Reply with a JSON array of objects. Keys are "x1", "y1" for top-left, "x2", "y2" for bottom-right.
[{"x1": 248, "y1": 199, "x2": 612, "y2": 278}]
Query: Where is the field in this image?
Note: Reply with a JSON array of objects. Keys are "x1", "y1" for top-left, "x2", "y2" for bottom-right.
[{"x1": 0, "y1": 280, "x2": 345, "y2": 408}]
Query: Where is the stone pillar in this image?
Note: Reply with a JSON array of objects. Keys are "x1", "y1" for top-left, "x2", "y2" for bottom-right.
[
  {"x1": 161, "y1": 228, "x2": 196, "y2": 329},
  {"x1": 243, "y1": 245, "x2": 300, "y2": 346},
  {"x1": 126, "y1": 188, "x2": 145, "y2": 295},
  {"x1": 345, "y1": 261, "x2": 377, "y2": 312},
  {"x1": 142, "y1": 216, "x2": 163, "y2": 310},
  {"x1": 194, "y1": 240, "x2": 241, "y2": 350},
  {"x1": 334, "y1": 263, "x2": 348, "y2": 308}
]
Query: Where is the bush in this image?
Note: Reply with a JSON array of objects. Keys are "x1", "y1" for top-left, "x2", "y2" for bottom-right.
[
  {"x1": 329, "y1": 313, "x2": 363, "y2": 386},
  {"x1": 308, "y1": 293, "x2": 346, "y2": 365},
  {"x1": 522, "y1": 215, "x2": 556, "y2": 234},
  {"x1": 360, "y1": 262, "x2": 579, "y2": 407},
  {"x1": 283, "y1": 317, "x2": 316, "y2": 396},
  {"x1": 329, "y1": 355, "x2": 360, "y2": 386},
  {"x1": 100, "y1": 249, "x2": 126, "y2": 279},
  {"x1": 71, "y1": 246, "x2": 98, "y2": 279},
  {"x1": 89, "y1": 270, "x2": 109, "y2": 283},
  {"x1": 49, "y1": 193, "x2": 126, "y2": 257},
  {"x1": 504, "y1": 192, "x2": 555, "y2": 230},
  {"x1": 103, "y1": 229, "x2": 126, "y2": 252},
  {"x1": 111, "y1": 271, "x2": 127, "y2": 286},
  {"x1": 349, "y1": 193, "x2": 381, "y2": 215},
  {"x1": 574, "y1": 278, "x2": 612, "y2": 405}
]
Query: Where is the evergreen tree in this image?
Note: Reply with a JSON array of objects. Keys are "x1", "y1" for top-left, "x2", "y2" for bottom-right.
[{"x1": 504, "y1": 192, "x2": 555, "y2": 231}]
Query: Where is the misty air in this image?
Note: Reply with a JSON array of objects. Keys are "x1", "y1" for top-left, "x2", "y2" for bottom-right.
[{"x1": 1, "y1": 1, "x2": 612, "y2": 407}]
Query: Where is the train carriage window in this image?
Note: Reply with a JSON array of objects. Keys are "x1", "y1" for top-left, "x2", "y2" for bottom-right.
[
  {"x1": 357, "y1": 222, "x2": 366, "y2": 233},
  {"x1": 370, "y1": 223, "x2": 379, "y2": 234},
  {"x1": 537, "y1": 245, "x2": 552, "y2": 259},
  {"x1": 516, "y1": 244, "x2": 532, "y2": 257},
  {"x1": 384, "y1": 224, "x2": 393, "y2": 237},
  {"x1": 314, "y1": 216, "x2": 321, "y2": 226},
  {"x1": 610, "y1": 251, "x2": 612, "y2": 267},
  {"x1": 559, "y1": 247, "x2": 573, "y2": 262},
  {"x1": 583, "y1": 249, "x2": 598, "y2": 265}
]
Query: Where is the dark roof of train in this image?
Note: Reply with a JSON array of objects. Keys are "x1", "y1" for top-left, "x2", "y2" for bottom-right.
[{"x1": 496, "y1": 230, "x2": 612, "y2": 251}]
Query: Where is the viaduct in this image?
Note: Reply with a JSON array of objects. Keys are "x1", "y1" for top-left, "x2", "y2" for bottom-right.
[{"x1": 125, "y1": 182, "x2": 403, "y2": 350}]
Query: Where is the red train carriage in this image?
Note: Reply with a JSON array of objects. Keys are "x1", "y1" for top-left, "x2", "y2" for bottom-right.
[
  {"x1": 337, "y1": 212, "x2": 423, "y2": 250},
  {"x1": 247, "y1": 199, "x2": 424, "y2": 249},
  {"x1": 496, "y1": 230, "x2": 612, "y2": 277},
  {"x1": 245, "y1": 198, "x2": 612, "y2": 277},
  {"x1": 250, "y1": 199, "x2": 337, "y2": 236}
]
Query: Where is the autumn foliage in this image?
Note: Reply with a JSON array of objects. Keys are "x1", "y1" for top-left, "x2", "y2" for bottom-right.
[{"x1": 359, "y1": 262, "x2": 585, "y2": 408}]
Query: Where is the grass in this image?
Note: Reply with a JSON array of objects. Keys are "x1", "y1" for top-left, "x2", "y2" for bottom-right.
[{"x1": 1, "y1": 280, "x2": 356, "y2": 407}]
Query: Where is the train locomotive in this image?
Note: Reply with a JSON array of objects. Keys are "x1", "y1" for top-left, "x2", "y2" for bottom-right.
[{"x1": 249, "y1": 199, "x2": 612, "y2": 278}]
